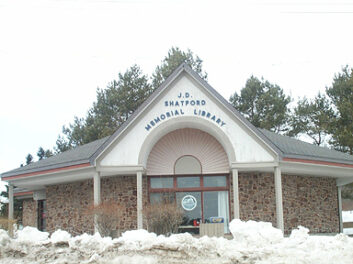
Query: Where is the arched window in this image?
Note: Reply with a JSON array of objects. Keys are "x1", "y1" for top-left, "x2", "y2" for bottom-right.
[{"x1": 174, "y1": 155, "x2": 202, "y2": 174}]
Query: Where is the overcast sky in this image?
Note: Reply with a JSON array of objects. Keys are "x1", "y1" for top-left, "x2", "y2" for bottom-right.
[{"x1": 1, "y1": 0, "x2": 353, "y2": 191}]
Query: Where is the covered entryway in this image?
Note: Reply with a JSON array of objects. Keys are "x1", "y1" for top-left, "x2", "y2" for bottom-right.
[{"x1": 146, "y1": 128, "x2": 230, "y2": 233}]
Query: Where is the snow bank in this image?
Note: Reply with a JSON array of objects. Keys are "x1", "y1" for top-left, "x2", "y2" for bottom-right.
[
  {"x1": 0, "y1": 219, "x2": 353, "y2": 264},
  {"x1": 16, "y1": 226, "x2": 49, "y2": 242},
  {"x1": 50, "y1": 229, "x2": 71, "y2": 244},
  {"x1": 0, "y1": 229, "x2": 10, "y2": 246},
  {"x1": 229, "y1": 219, "x2": 283, "y2": 246}
]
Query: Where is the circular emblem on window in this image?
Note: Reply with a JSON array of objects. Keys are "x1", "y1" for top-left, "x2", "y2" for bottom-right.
[{"x1": 181, "y1": 195, "x2": 197, "y2": 211}]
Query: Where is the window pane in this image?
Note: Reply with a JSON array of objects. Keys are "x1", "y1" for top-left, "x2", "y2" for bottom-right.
[
  {"x1": 176, "y1": 192, "x2": 201, "y2": 226},
  {"x1": 150, "y1": 192, "x2": 175, "y2": 204},
  {"x1": 204, "y1": 176, "x2": 227, "y2": 187},
  {"x1": 177, "y1": 177, "x2": 200, "y2": 188},
  {"x1": 175, "y1": 156, "x2": 201, "y2": 174},
  {"x1": 203, "y1": 191, "x2": 229, "y2": 233},
  {"x1": 150, "y1": 177, "x2": 173, "y2": 189}
]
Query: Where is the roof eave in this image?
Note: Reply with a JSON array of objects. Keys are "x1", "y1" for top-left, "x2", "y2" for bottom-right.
[{"x1": 1, "y1": 161, "x2": 92, "y2": 181}]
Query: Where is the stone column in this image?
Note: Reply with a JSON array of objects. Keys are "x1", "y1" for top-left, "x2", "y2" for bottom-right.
[
  {"x1": 274, "y1": 166, "x2": 284, "y2": 232},
  {"x1": 137, "y1": 171, "x2": 143, "y2": 229},
  {"x1": 232, "y1": 169, "x2": 240, "y2": 219},
  {"x1": 93, "y1": 172, "x2": 101, "y2": 233},
  {"x1": 338, "y1": 186, "x2": 343, "y2": 233}
]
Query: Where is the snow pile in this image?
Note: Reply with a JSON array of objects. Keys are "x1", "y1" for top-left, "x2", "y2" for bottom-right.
[
  {"x1": 0, "y1": 219, "x2": 353, "y2": 263},
  {"x1": 0, "y1": 229, "x2": 10, "y2": 246},
  {"x1": 16, "y1": 226, "x2": 49, "y2": 242},
  {"x1": 50, "y1": 229, "x2": 71, "y2": 244},
  {"x1": 229, "y1": 219, "x2": 283, "y2": 246}
]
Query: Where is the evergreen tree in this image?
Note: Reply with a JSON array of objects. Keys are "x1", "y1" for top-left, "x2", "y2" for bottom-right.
[
  {"x1": 25, "y1": 154, "x2": 33, "y2": 165},
  {"x1": 326, "y1": 66, "x2": 353, "y2": 154},
  {"x1": 152, "y1": 47, "x2": 207, "y2": 89},
  {"x1": 44, "y1": 149, "x2": 53, "y2": 158},
  {"x1": 55, "y1": 47, "x2": 207, "y2": 152},
  {"x1": 37, "y1": 147, "x2": 54, "y2": 160},
  {"x1": 230, "y1": 76, "x2": 291, "y2": 133},
  {"x1": 55, "y1": 134, "x2": 74, "y2": 153},
  {"x1": 57, "y1": 65, "x2": 151, "y2": 148},
  {"x1": 288, "y1": 93, "x2": 333, "y2": 146},
  {"x1": 37, "y1": 147, "x2": 45, "y2": 160}
]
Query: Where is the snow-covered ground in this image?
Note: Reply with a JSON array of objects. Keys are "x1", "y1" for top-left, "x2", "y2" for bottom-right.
[{"x1": 1, "y1": 219, "x2": 353, "y2": 264}]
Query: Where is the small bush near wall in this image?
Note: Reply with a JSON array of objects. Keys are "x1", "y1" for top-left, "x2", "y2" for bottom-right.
[
  {"x1": 86, "y1": 200, "x2": 125, "y2": 238},
  {"x1": 0, "y1": 217, "x2": 17, "y2": 237},
  {"x1": 143, "y1": 201, "x2": 184, "y2": 236}
]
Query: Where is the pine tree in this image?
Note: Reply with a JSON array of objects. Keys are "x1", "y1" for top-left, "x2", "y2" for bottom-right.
[
  {"x1": 152, "y1": 47, "x2": 207, "y2": 89},
  {"x1": 25, "y1": 154, "x2": 33, "y2": 165},
  {"x1": 55, "y1": 47, "x2": 207, "y2": 151},
  {"x1": 326, "y1": 66, "x2": 353, "y2": 154},
  {"x1": 230, "y1": 76, "x2": 291, "y2": 133},
  {"x1": 288, "y1": 93, "x2": 333, "y2": 146},
  {"x1": 37, "y1": 147, "x2": 45, "y2": 160}
]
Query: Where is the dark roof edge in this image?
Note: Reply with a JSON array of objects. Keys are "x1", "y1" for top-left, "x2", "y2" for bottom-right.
[
  {"x1": 1, "y1": 159, "x2": 92, "y2": 179},
  {"x1": 89, "y1": 63, "x2": 189, "y2": 164},
  {"x1": 282, "y1": 154, "x2": 353, "y2": 166}
]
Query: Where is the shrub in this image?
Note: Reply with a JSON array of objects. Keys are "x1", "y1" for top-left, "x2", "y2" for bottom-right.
[
  {"x1": 143, "y1": 200, "x2": 184, "y2": 236},
  {"x1": 86, "y1": 200, "x2": 125, "y2": 238},
  {"x1": 0, "y1": 217, "x2": 17, "y2": 237}
]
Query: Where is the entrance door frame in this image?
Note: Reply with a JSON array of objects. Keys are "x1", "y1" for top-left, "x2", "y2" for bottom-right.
[{"x1": 147, "y1": 173, "x2": 231, "y2": 225}]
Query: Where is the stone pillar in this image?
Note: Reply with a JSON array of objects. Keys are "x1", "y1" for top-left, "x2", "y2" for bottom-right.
[
  {"x1": 338, "y1": 186, "x2": 343, "y2": 233},
  {"x1": 137, "y1": 171, "x2": 143, "y2": 229},
  {"x1": 274, "y1": 166, "x2": 284, "y2": 232},
  {"x1": 93, "y1": 172, "x2": 101, "y2": 233},
  {"x1": 232, "y1": 169, "x2": 240, "y2": 219}
]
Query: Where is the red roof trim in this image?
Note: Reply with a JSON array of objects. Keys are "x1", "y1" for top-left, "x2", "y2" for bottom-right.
[
  {"x1": 2, "y1": 163, "x2": 91, "y2": 180},
  {"x1": 283, "y1": 158, "x2": 353, "y2": 168},
  {"x1": 14, "y1": 191, "x2": 33, "y2": 197}
]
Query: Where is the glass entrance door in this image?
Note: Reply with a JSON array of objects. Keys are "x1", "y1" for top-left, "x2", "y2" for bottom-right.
[
  {"x1": 148, "y1": 174, "x2": 230, "y2": 234},
  {"x1": 203, "y1": 191, "x2": 229, "y2": 233},
  {"x1": 176, "y1": 192, "x2": 201, "y2": 234}
]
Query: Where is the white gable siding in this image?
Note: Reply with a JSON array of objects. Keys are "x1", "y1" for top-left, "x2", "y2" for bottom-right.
[{"x1": 100, "y1": 73, "x2": 275, "y2": 167}]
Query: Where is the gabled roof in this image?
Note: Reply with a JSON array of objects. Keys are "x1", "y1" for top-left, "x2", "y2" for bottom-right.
[
  {"x1": 88, "y1": 63, "x2": 283, "y2": 163},
  {"x1": 2, "y1": 63, "x2": 353, "y2": 179},
  {"x1": 258, "y1": 129, "x2": 353, "y2": 165},
  {"x1": 1, "y1": 137, "x2": 108, "y2": 178}
]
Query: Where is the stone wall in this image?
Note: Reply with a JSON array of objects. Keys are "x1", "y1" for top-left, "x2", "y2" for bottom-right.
[
  {"x1": 282, "y1": 175, "x2": 339, "y2": 233},
  {"x1": 25, "y1": 172, "x2": 338, "y2": 235},
  {"x1": 101, "y1": 175, "x2": 148, "y2": 231},
  {"x1": 22, "y1": 199, "x2": 37, "y2": 228},
  {"x1": 45, "y1": 175, "x2": 147, "y2": 235},
  {"x1": 230, "y1": 172, "x2": 339, "y2": 234},
  {"x1": 230, "y1": 173, "x2": 277, "y2": 227},
  {"x1": 46, "y1": 179, "x2": 94, "y2": 235}
]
